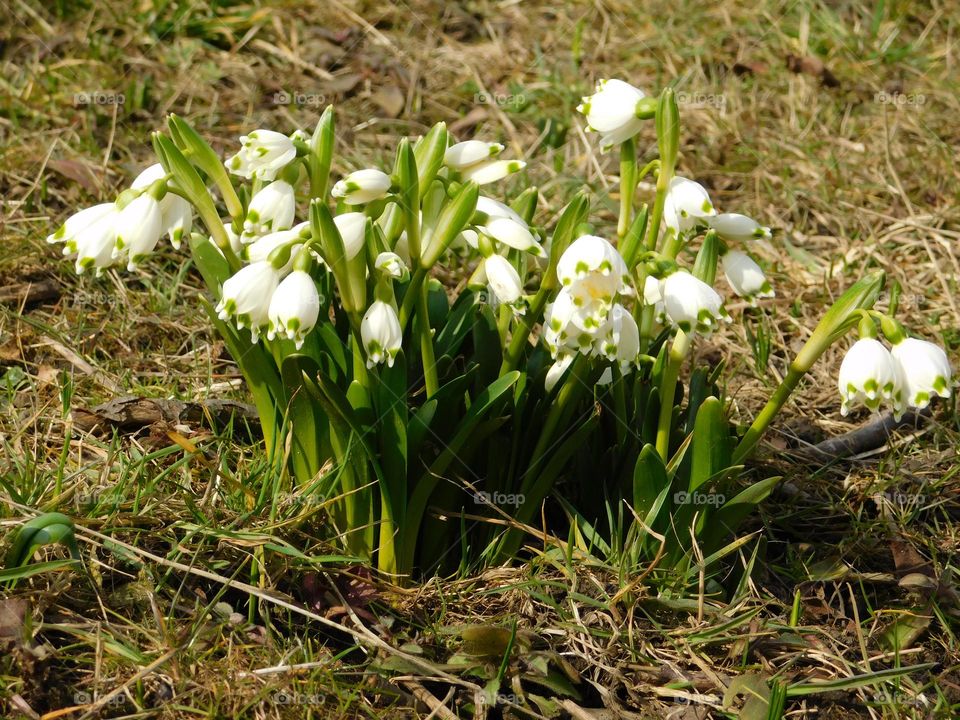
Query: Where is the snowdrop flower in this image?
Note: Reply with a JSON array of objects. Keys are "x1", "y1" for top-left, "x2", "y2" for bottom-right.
[
  {"x1": 596, "y1": 304, "x2": 641, "y2": 369},
  {"x1": 482, "y1": 217, "x2": 544, "y2": 256},
  {"x1": 576, "y1": 79, "x2": 647, "y2": 150},
  {"x1": 543, "y1": 288, "x2": 599, "y2": 356},
  {"x1": 131, "y1": 164, "x2": 193, "y2": 248},
  {"x1": 643, "y1": 275, "x2": 667, "y2": 323},
  {"x1": 226, "y1": 129, "x2": 297, "y2": 181},
  {"x1": 72, "y1": 209, "x2": 120, "y2": 275},
  {"x1": 722, "y1": 251, "x2": 774, "y2": 304},
  {"x1": 113, "y1": 194, "x2": 163, "y2": 270},
  {"x1": 361, "y1": 300, "x2": 402, "y2": 368},
  {"x1": 890, "y1": 337, "x2": 952, "y2": 409},
  {"x1": 267, "y1": 270, "x2": 320, "y2": 349},
  {"x1": 838, "y1": 338, "x2": 904, "y2": 417},
  {"x1": 242, "y1": 224, "x2": 309, "y2": 274},
  {"x1": 484, "y1": 254, "x2": 524, "y2": 312},
  {"x1": 216, "y1": 261, "x2": 280, "y2": 342},
  {"x1": 374, "y1": 251, "x2": 408, "y2": 280},
  {"x1": 242, "y1": 179, "x2": 295, "y2": 241},
  {"x1": 460, "y1": 159, "x2": 525, "y2": 185},
  {"x1": 47, "y1": 203, "x2": 115, "y2": 248},
  {"x1": 476, "y1": 196, "x2": 525, "y2": 225},
  {"x1": 663, "y1": 177, "x2": 716, "y2": 234},
  {"x1": 332, "y1": 212, "x2": 367, "y2": 260},
  {"x1": 444, "y1": 140, "x2": 503, "y2": 171},
  {"x1": 331, "y1": 169, "x2": 391, "y2": 205},
  {"x1": 708, "y1": 213, "x2": 771, "y2": 242},
  {"x1": 556, "y1": 235, "x2": 631, "y2": 318},
  {"x1": 544, "y1": 353, "x2": 574, "y2": 392},
  {"x1": 660, "y1": 270, "x2": 730, "y2": 334}
]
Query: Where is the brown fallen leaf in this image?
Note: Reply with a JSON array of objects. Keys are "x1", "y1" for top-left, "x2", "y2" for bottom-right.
[
  {"x1": 48, "y1": 159, "x2": 101, "y2": 192},
  {"x1": 371, "y1": 84, "x2": 405, "y2": 118}
]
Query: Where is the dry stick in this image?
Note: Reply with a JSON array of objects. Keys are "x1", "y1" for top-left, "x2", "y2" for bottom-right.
[
  {"x1": 793, "y1": 408, "x2": 931, "y2": 462},
  {"x1": 401, "y1": 681, "x2": 458, "y2": 720}
]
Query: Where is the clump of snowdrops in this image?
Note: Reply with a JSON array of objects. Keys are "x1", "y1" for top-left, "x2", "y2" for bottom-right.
[{"x1": 47, "y1": 80, "x2": 952, "y2": 579}]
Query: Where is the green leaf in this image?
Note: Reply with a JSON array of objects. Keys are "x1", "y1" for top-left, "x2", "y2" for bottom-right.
[
  {"x1": 280, "y1": 355, "x2": 328, "y2": 485},
  {"x1": 702, "y1": 475, "x2": 781, "y2": 552},
  {"x1": 786, "y1": 663, "x2": 935, "y2": 697},
  {"x1": 633, "y1": 444, "x2": 668, "y2": 521},
  {"x1": 689, "y1": 397, "x2": 729, "y2": 493}
]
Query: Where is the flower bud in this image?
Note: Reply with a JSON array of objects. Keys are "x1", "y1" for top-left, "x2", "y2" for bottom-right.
[
  {"x1": 708, "y1": 213, "x2": 771, "y2": 242},
  {"x1": 460, "y1": 159, "x2": 525, "y2": 185},
  {"x1": 331, "y1": 169, "x2": 391, "y2": 205},
  {"x1": 444, "y1": 140, "x2": 503, "y2": 170}
]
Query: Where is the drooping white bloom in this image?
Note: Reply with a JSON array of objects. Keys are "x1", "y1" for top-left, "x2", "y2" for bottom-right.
[
  {"x1": 722, "y1": 251, "x2": 774, "y2": 304},
  {"x1": 482, "y1": 217, "x2": 543, "y2": 256},
  {"x1": 332, "y1": 212, "x2": 367, "y2": 260},
  {"x1": 576, "y1": 79, "x2": 646, "y2": 151},
  {"x1": 708, "y1": 213, "x2": 771, "y2": 242},
  {"x1": 476, "y1": 196, "x2": 525, "y2": 225},
  {"x1": 242, "y1": 224, "x2": 308, "y2": 274},
  {"x1": 659, "y1": 271, "x2": 730, "y2": 334},
  {"x1": 544, "y1": 353, "x2": 574, "y2": 392},
  {"x1": 374, "y1": 251, "x2": 408, "y2": 280},
  {"x1": 890, "y1": 337, "x2": 952, "y2": 409},
  {"x1": 361, "y1": 300, "x2": 402, "y2": 368},
  {"x1": 242, "y1": 180, "x2": 295, "y2": 240},
  {"x1": 226, "y1": 129, "x2": 297, "y2": 181},
  {"x1": 838, "y1": 338, "x2": 904, "y2": 417},
  {"x1": 72, "y1": 208, "x2": 120, "y2": 275},
  {"x1": 331, "y1": 169, "x2": 391, "y2": 205},
  {"x1": 596, "y1": 304, "x2": 641, "y2": 369},
  {"x1": 460, "y1": 159, "x2": 525, "y2": 185},
  {"x1": 543, "y1": 287, "x2": 599, "y2": 357},
  {"x1": 444, "y1": 141, "x2": 503, "y2": 170},
  {"x1": 663, "y1": 176, "x2": 716, "y2": 234},
  {"x1": 267, "y1": 270, "x2": 320, "y2": 349},
  {"x1": 131, "y1": 164, "x2": 193, "y2": 248},
  {"x1": 643, "y1": 275, "x2": 667, "y2": 323},
  {"x1": 47, "y1": 203, "x2": 115, "y2": 249},
  {"x1": 484, "y1": 254, "x2": 524, "y2": 312},
  {"x1": 556, "y1": 235, "x2": 631, "y2": 316},
  {"x1": 216, "y1": 261, "x2": 280, "y2": 342},
  {"x1": 113, "y1": 194, "x2": 163, "y2": 270}
]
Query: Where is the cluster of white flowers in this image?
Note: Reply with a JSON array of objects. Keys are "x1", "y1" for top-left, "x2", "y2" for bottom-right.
[
  {"x1": 839, "y1": 335, "x2": 952, "y2": 419},
  {"x1": 46, "y1": 163, "x2": 192, "y2": 273}
]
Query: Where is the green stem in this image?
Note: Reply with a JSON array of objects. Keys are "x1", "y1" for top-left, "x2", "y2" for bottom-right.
[
  {"x1": 655, "y1": 331, "x2": 690, "y2": 460},
  {"x1": 618, "y1": 138, "x2": 637, "y2": 238},
  {"x1": 416, "y1": 282, "x2": 439, "y2": 397},
  {"x1": 732, "y1": 363, "x2": 805, "y2": 465},
  {"x1": 501, "y1": 281, "x2": 552, "y2": 373}
]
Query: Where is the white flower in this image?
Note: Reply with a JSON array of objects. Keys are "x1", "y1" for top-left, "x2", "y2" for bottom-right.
[
  {"x1": 544, "y1": 353, "x2": 574, "y2": 392},
  {"x1": 216, "y1": 261, "x2": 280, "y2": 342},
  {"x1": 663, "y1": 177, "x2": 716, "y2": 234},
  {"x1": 556, "y1": 235, "x2": 631, "y2": 315},
  {"x1": 331, "y1": 169, "x2": 391, "y2": 205},
  {"x1": 242, "y1": 180, "x2": 295, "y2": 240},
  {"x1": 482, "y1": 217, "x2": 543, "y2": 256},
  {"x1": 643, "y1": 275, "x2": 666, "y2": 323},
  {"x1": 596, "y1": 304, "x2": 640, "y2": 369},
  {"x1": 484, "y1": 255, "x2": 524, "y2": 312},
  {"x1": 332, "y1": 212, "x2": 367, "y2": 260},
  {"x1": 543, "y1": 287, "x2": 599, "y2": 357},
  {"x1": 722, "y1": 251, "x2": 774, "y2": 303},
  {"x1": 113, "y1": 194, "x2": 163, "y2": 270},
  {"x1": 361, "y1": 300, "x2": 402, "y2": 368},
  {"x1": 72, "y1": 208, "x2": 120, "y2": 275},
  {"x1": 267, "y1": 270, "x2": 320, "y2": 349},
  {"x1": 890, "y1": 337, "x2": 952, "y2": 409},
  {"x1": 476, "y1": 196, "x2": 525, "y2": 225},
  {"x1": 460, "y1": 159, "x2": 525, "y2": 185},
  {"x1": 838, "y1": 338, "x2": 904, "y2": 417},
  {"x1": 242, "y1": 224, "x2": 308, "y2": 274},
  {"x1": 374, "y1": 251, "x2": 408, "y2": 280},
  {"x1": 226, "y1": 129, "x2": 297, "y2": 181},
  {"x1": 131, "y1": 164, "x2": 193, "y2": 248},
  {"x1": 444, "y1": 140, "x2": 503, "y2": 170},
  {"x1": 47, "y1": 203, "x2": 115, "y2": 247},
  {"x1": 708, "y1": 212, "x2": 771, "y2": 242},
  {"x1": 576, "y1": 79, "x2": 646, "y2": 150},
  {"x1": 660, "y1": 271, "x2": 729, "y2": 334}
]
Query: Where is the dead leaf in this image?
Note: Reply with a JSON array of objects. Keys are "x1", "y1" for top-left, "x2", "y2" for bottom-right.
[
  {"x1": 48, "y1": 159, "x2": 100, "y2": 192},
  {"x1": 371, "y1": 84, "x2": 405, "y2": 117},
  {"x1": 890, "y1": 539, "x2": 935, "y2": 579},
  {"x1": 0, "y1": 598, "x2": 28, "y2": 644}
]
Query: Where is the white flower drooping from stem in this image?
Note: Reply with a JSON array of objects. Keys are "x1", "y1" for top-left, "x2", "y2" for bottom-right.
[
  {"x1": 722, "y1": 250, "x2": 774, "y2": 304},
  {"x1": 444, "y1": 141, "x2": 503, "y2": 171},
  {"x1": 216, "y1": 261, "x2": 281, "y2": 342},
  {"x1": 242, "y1": 179, "x2": 296, "y2": 241},
  {"x1": 544, "y1": 353, "x2": 575, "y2": 392},
  {"x1": 484, "y1": 254, "x2": 525, "y2": 313},
  {"x1": 242, "y1": 224, "x2": 309, "y2": 274},
  {"x1": 556, "y1": 235, "x2": 631, "y2": 325},
  {"x1": 595, "y1": 303, "x2": 641, "y2": 370},
  {"x1": 331, "y1": 169, "x2": 391, "y2": 205},
  {"x1": 361, "y1": 300, "x2": 402, "y2": 368},
  {"x1": 374, "y1": 251, "x2": 409, "y2": 280},
  {"x1": 113, "y1": 193, "x2": 163, "y2": 270},
  {"x1": 890, "y1": 337, "x2": 952, "y2": 409},
  {"x1": 71, "y1": 208, "x2": 120, "y2": 275},
  {"x1": 482, "y1": 217, "x2": 543, "y2": 256},
  {"x1": 226, "y1": 129, "x2": 297, "y2": 181},
  {"x1": 663, "y1": 176, "x2": 716, "y2": 234},
  {"x1": 332, "y1": 212, "x2": 368, "y2": 261},
  {"x1": 47, "y1": 203, "x2": 115, "y2": 249},
  {"x1": 267, "y1": 270, "x2": 320, "y2": 349},
  {"x1": 460, "y1": 159, "x2": 526, "y2": 185},
  {"x1": 838, "y1": 337, "x2": 904, "y2": 418},
  {"x1": 131, "y1": 164, "x2": 193, "y2": 248},
  {"x1": 576, "y1": 79, "x2": 647, "y2": 150},
  {"x1": 708, "y1": 213, "x2": 771, "y2": 242},
  {"x1": 659, "y1": 270, "x2": 730, "y2": 335}
]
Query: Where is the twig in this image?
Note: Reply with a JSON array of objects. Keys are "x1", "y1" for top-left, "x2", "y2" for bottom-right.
[{"x1": 794, "y1": 408, "x2": 931, "y2": 461}]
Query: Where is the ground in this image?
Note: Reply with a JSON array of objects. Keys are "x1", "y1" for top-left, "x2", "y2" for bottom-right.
[{"x1": 1, "y1": 0, "x2": 958, "y2": 718}]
